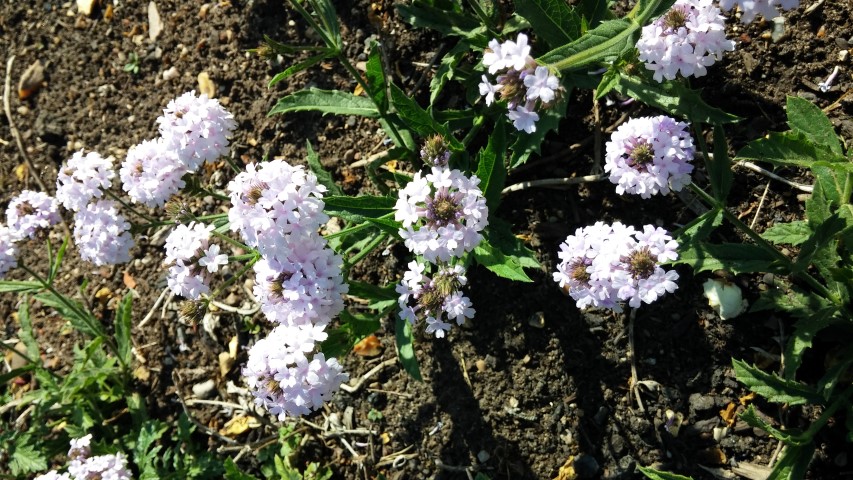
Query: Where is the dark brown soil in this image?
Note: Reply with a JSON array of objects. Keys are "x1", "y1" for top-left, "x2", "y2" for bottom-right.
[{"x1": 2, "y1": 1, "x2": 852, "y2": 479}]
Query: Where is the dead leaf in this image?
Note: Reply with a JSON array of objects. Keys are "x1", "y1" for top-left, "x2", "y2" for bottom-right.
[
  {"x1": 553, "y1": 456, "x2": 577, "y2": 480},
  {"x1": 380, "y1": 432, "x2": 391, "y2": 444},
  {"x1": 18, "y1": 60, "x2": 45, "y2": 99},
  {"x1": 133, "y1": 365, "x2": 151, "y2": 381},
  {"x1": 739, "y1": 392, "x2": 756, "y2": 405},
  {"x1": 123, "y1": 271, "x2": 137, "y2": 289},
  {"x1": 219, "y1": 415, "x2": 260, "y2": 437},
  {"x1": 353, "y1": 334, "x2": 382, "y2": 357},
  {"x1": 148, "y1": 2, "x2": 163, "y2": 41},
  {"x1": 228, "y1": 336, "x2": 238, "y2": 359},
  {"x1": 218, "y1": 351, "x2": 235, "y2": 377},
  {"x1": 5, "y1": 341, "x2": 30, "y2": 371},
  {"x1": 697, "y1": 446, "x2": 727, "y2": 465},
  {"x1": 95, "y1": 287, "x2": 112, "y2": 303},
  {"x1": 77, "y1": 0, "x2": 98, "y2": 16},
  {"x1": 197, "y1": 71, "x2": 216, "y2": 98},
  {"x1": 720, "y1": 402, "x2": 738, "y2": 426},
  {"x1": 353, "y1": 83, "x2": 365, "y2": 97},
  {"x1": 14, "y1": 163, "x2": 28, "y2": 182}
]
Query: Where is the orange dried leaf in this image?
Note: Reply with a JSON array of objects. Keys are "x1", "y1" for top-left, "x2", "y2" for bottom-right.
[
  {"x1": 553, "y1": 456, "x2": 577, "y2": 480},
  {"x1": 353, "y1": 83, "x2": 365, "y2": 97},
  {"x1": 739, "y1": 392, "x2": 756, "y2": 405},
  {"x1": 353, "y1": 334, "x2": 382, "y2": 357},
  {"x1": 720, "y1": 402, "x2": 737, "y2": 426},
  {"x1": 123, "y1": 270, "x2": 137, "y2": 289}
]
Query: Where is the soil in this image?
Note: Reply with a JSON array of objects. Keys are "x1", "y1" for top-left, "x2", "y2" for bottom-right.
[{"x1": 1, "y1": 1, "x2": 853, "y2": 479}]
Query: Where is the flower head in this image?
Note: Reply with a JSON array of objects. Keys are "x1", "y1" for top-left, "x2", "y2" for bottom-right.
[
  {"x1": 157, "y1": 90, "x2": 237, "y2": 171},
  {"x1": 604, "y1": 115, "x2": 695, "y2": 198},
  {"x1": 56, "y1": 150, "x2": 115, "y2": 212},
  {"x1": 6, "y1": 190, "x2": 61, "y2": 240},
  {"x1": 718, "y1": 0, "x2": 799, "y2": 23},
  {"x1": 637, "y1": 0, "x2": 735, "y2": 82},
  {"x1": 395, "y1": 166, "x2": 488, "y2": 263},
  {"x1": 73, "y1": 200, "x2": 134, "y2": 266},
  {"x1": 120, "y1": 138, "x2": 188, "y2": 208},
  {"x1": 0, "y1": 226, "x2": 18, "y2": 278},
  {"x1": 163, "y1": 222, "x2": 227, "y2": 299},
  {"x1": 396, "y1": 261, "x2": 475, "y2": 338}
]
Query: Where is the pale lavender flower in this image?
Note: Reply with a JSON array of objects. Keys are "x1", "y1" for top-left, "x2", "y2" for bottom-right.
[
  {"x1": 73, "y1": 200, "x2": 134, "y2": 266},
  {"x1": 0, "y1": 226, "x2": 18, "y2": 278},
  {"x1": 67, "y1": 452, "x2": 131, "y2": 480},
  {"x1": 120, "y1": 138, "x2": 188, "y2": 208},
  {"x1": 157, "y1": 90, "x2": 237, "y2": 171},
  {"x1": 395, "y1": 166, "x2": 488, "y2": 263},
  {"x1": 163, "y1": 222, "x2": 227, "y2": 299},
  {"x1": 478, "y1": 75, "x2": 503, "y2": 106},
  {"x1": 252, "y1": 237, "x2": 347, "y2": 328},
  {"x1": 396, "y1": 261, "x2": 475, "y2": 338},
  {"x1": 718, "y1": 0, "x2": 799, "y2": 23},
  {"x1": 56, "y1": 150, "x2": 115, "y2": 212},
  {"x1": 243, "y1": 324, "x2": 348, "y2": 420},
  {"x1": 34, "y1": 472, "x2": 71, "y2": 480},
  {"x1": 523, "y1": 66, "x2": 559, "y2": 103},
  {"x1": 227, "y1": 160, "x2": 327, "y2": 262},
  {"x1": 604, "y1": 115, "x2": 695, "y2": 198},
  {"x1": 198, "y1": 244, "x2": 228, "y2": 273},
  {"x1": 67, "y1": 434, "x2": 92, "y2": 460},
  {"x1": 6, "y1": 190, "x2": 61, "y2": 240},
  {"x1": 637, "y1": 0, "x2": 734, "y2": 82},
  {"x1": 507, "y1": 105, "x2": 540, "y2": 134}
]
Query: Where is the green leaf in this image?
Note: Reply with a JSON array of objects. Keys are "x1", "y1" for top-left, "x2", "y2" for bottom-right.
[
  {"x1": 115, "y1": 293, "x2": 133, "y2": 368},
  {"x1": 305, "y1": 140, "x2": 343, "y2": 196},
  {"x1": 739, "y1": 404, "x2": 805, "y2": 444},
  {"x1": 395, "y1": 3, "x2": 485, "y2": 41},
  {"x1": 539, "y1": 19, "x2": 634, "y2": 71},
  {"x1": 269, "y1": 88, "x2": 379, "y2": 117},
  {"x1": 258, "y1": 34, "x2": 330, "y2": 55},
  {"x1": 733, "y1": 359, "x2": 823, "y2": 405},
  {"x1": 736, "y1": 131, "x2": 851, "y2": 173},
  {"x1": 509, "y1": 85, "x2": 570, "y2": 168},
  {"x1": 794, "y1": 212, "x2": 845, "y2": 271},
  {"x1": 268, "y1": 52, "x2": 332, "y2": 87},
  {"x1": 818, "y1": 343, "x2": 853, "y2": 400},
  {"x1": 0, "y1": 365, "x2": 35, "y2": 384},
  {"x1": 308, "y1": 0, "x2": 342, "y2": 50},
  {"x1": 673, "y1": 242, "x2": 782, "y2": 274},
  {"x1": 761, "y1": 220, "x2": 810, "y2": 246},
  {"x1": 786, "y1": 96, "x2": 843, "y2": 155},
  {"x1": 9, "y1": 440, "x2": 47, "y2": 476},
  {"x1": 476, "y1": 120, "x2": 507, "y2": 211},
  {"x1": 365, "y1": 42, "x2": 388, "y2": 113},
  {"x1": 0, "y1": 280, "x2": 42, "y2": 293},
  {"x1": 348, "y1": 281, "x2": 398, "y2": 302},
  {"x1": 35, "y1": 291, "x2": 105, "y2": 338},
  {"x1": 48, "y1": 235, "x2": 69, "y2": 283},
  {"x1": 637, "y1": 466, "x2": 695, "y2": 480},
  {"x1": 224, "y1": 458, "x2": 260, "y2": 480},
  {"x1": 365, "y1": 216, "x2": 403, "y2": 239},
  {"x1": 430, "y1": 42, "x2": 467, "y2": 105},
  {"x1": 515, "y1": 0, "x2": 583, "y2": 47},
  {"x1": 323, "y1": 195, "x2": 396, "y2": 223},
  {"x1": 710, "y1": 124, "x2": 733, "y2": 201},
  {"x1": 577, "y1": 0, "x2": 616, "y2": 28},
  {"x1": 395, "y1": 314, "x2": 422, "y2": 381},
  {"x1": 133, "y1": 419, "x2": 169, "y2": 476},
  {"x1": 674, "y1": 207, "x2": 723, "y2": 244},
  {"x1": 614, "y1": 75, "x2": 741, "y2": 124},
  {"x1": 474, "y1": 220, "x2": 541, "y2": 282},
  {"x1": 389, "y1": 84, "x2": 461, "y2": 149},
  {"x1": 767, "y1": 442, "x2": 815, "y2": 480},
  {"x1": 17, "y1": 298, "x2": 40, "y2": 362},
  {"x1": 594, "y1": 68, "x2": 620, "y2": 100}
]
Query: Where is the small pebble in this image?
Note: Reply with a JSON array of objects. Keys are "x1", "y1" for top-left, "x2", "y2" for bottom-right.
[
  {"x1": 191, "y1": 379, "x2": 216, "y2": 399},
  {"x1": 840, "y1": 50, "x2": 850, "y2": 62},
  {"x1": 477, "y1": 450, "x2": 490, "y2": 463}
]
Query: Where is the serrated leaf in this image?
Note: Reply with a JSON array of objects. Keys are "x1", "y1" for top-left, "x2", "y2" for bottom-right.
[
  {"x1": 365, "y1": 42, "x2": 388, "y2": 113},
  {"x1": 305, "y1": 141, "x2": 343, "y2": 196},
  {"x1": 473, "y1": 221, "x2": 540, "y2": 282},
  {"x1": 389, "y1": 84, "x2": 460, "y2": 149},
  {"x1": 539, "y1": 19, "x2": 634, "y2": 71},
  {"x1": 476, "y1": 120, "x2": 507, "y2": 211},
  {"x1": 9, "y1": 441, "x2": 47, "y2": 476},
  {"x1": 614, "y1": 74, "x2": 741, "y2": 125},
  {"x1": 269, "y1": 88, "x2": 379, "y2": 117},
  {"x1": 395, "y1": 3, "x2": 486, "y2": 41},
  {"x1": 594, "y1": 69, "x2": 619, "y2": 100},
  {"x1": 224, "y1": 458, "x2": 260, "y2": 480},
  {"x1": 637, "y1": 466, "x2": 695, "y2": 480},
  {"x1": 736, "y1": 131, "x2": 850, "y2": 172},
  {"x1": 509, "y1": 85, "x2": 570, "y2": 167},
  {"x1": 818, "y1": 343, "x2": 853, "y2": 400},
  {"x1": 711, "y1": 124, "x2": 733, "y2": 200},
  {"x1": 674, "y1": 207, "x2": 723, "y2": 244},
  {"x1": 0, "y1": 280, "x2": 42, "y2": 293},
  {"x1": 115, "y1": 293, "x2": 133, "y2": 368},
  {"x1": 761, "y1": 220, "x2": 810, "y2": 246},
  {"x1": 733, "y1": 359, "x2": 823, "y2": 405},
  {"x1": 35, "y1": 291, "x2": 104, "y2": 338},
  {"x1": 794, "y1": 212, "x2": 845, "y2": 271},
  {"x1": 767, "y1": 442, "x2": 815, "y2": 480},
  {"x1": 430, "y1": 42, "x2": 467, "y2": 105},
  {"x1": 515, "y1": 0, "x2": 583, "y2": 48},
  {"x1": 395, "y1": 314, "x2": 422, "y2": 381},
  {"x1": 17, "y1": 298, "x2": 40, "y2": 362},
  {"x1": 739, "y1": 404, "x2": 804, "y2": 444},
  {"x1": 786, "y1": 96, "x2": 843, "y2": 155},
  {"x1": 268, "y1": 52, "x2": 331, "y2": 87},
  {"x1": 323, "y1": 195, "x2": 396, "y2": 223},
  {"x1": 259, "y1": 34, "x2": 330, "y2": 55},
  {"x1": 673, "y1": 242, "x2": 781, "y2": 274}
]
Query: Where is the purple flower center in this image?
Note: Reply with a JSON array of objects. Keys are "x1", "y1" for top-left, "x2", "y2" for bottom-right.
[
  {"x1": 625, "y1": 246, "x2": 657, "y2": 280},
  {"x1": 244, "y1": 181, "x2": 269, "y2": 205},
  {"x1": 569, "y1": 259, "x2": 591, "y2": 285},
  {"x1": 427, "y1": 193, "x2": 462, "y2": 228},
  {"x1": 663, "y1": 7, "x2": 688, "y2": 30},
  {"x1": 628, "y1": 142, "x2": 655, "y2": 171},
  {"x1": 415, "y1": 271, "x2": 461, "y2": 314},
  {"x1": 270, "y1": 271, "x2": 295, "y2": 298},
  {"x1": 16, "y1": 202, "x2": 35, "y2": 216}
]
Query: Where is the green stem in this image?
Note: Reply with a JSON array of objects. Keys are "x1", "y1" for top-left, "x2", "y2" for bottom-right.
[
  {"x1": 344, "y1": 232, "x2": 388, "y2": 271},
  {"x1": 208, "y1": 254, "x2": 260, "y2": 300},
  {"x1": 801, "y1": 384, "x2": 853, "y2": 439},
  {"x1": 104, "y1": 190, "x2": 156, "y2": 223},
  {"x1": 0, "y1": 341, "x2": 60, "y2": 380},
  {"x1": 289, "y1": 0, "x2": 336, "y2": 50},
  {"x1": 462, "y1": 115, "x2": 485, "y2": 148},
  {"x1": 211, "y1": 230, "x2": 252, "y2": 253}
]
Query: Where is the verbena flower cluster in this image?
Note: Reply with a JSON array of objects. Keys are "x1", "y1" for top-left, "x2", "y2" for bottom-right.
[
  {"x1": 73, "y1": 200, "x2": 134, "y2": 266},
  {"x1": 637, "y1": 0, "x2": 735, "y2": 82},
  {"x1": 393, "y1": 139, "x2": 484, "y2": 337},
  {"x1": 479, "y1": 33, "x2": 561, "y2": 133},
  {"x1": 56, "y1": 150, "x2": 115, "y2": 211},
  {"x1": 121, "y1": 91, "x2": 236, "y2": 207},
  {"x1": 718, "y1": 0, "x2": 799, "y2": 23},
  {"x1": 0, "y1": 190, "x2": 61, "y2": 278},
  {"x1": 35, "y1": 434, "x2": 131, "y2": 480},
  {"x1": 164, "y1": 222, "x2": 228, "y2": 299},
  {"x1": 604, "y1": 115, "x2": 695, "y2": 198},
  {"x1": 229, "y1": 160, "x2": 349, "y2": 420},
  {"x1": 553, "y1": 222, "x2": 680, "y2": 311}
]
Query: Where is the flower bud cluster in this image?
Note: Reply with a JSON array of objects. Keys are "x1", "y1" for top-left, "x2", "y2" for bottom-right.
[
  {"x1": 35, "y1": 434, "x2": 131, "y2": 480},
  {"x1": 637, "y1": 0, "x2": 735, "y2": 82},
  {"x1": 718, "y1": 0, "x2": 799, "y2": 23},
  {"x1": 163, "y1": 222, "x2": 228, "y2": 299},
  {"x1": 604, "y1": 115, "x2": 695, "y2": 198},
  {"x1": 479, "y1": 33, "x2": 561, "y2": 133},
  {"x1": 553, "y1": 222, "x2": 680, "y2": 311},
  {"x1": 229, "y1": 160, "x2": 349, "y2": 420},
  {"x1": 121, "y1": 91, "x2": 236, "y2": 207}
]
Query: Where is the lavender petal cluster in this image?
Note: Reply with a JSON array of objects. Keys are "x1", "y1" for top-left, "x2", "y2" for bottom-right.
[
  {"x1": 35, "y1": 434, "x2": 131, "y2": 480},
  {"x1": 120, "y1": 139, "x2": 187, "y2": 208},
  {"x1": 396, "y1": 261, "x2": 475, "y2": 338},
  {"x1": 0, "y1": 226, "x2": 18, "y2": 278},
  {"x1": 163, "y1": 222, "x2": 228, "y2": 299},
  {"x1": 243, "y1": 324, "x2": 348, "y2": 420},
  {"x1": 56, "y1": 150, "x2": 115, "y2": 211},
  {"x1": 604, "y1": 115, "x2": 695, "y2": 198},
  {"x1": 157, "y1": 90, "x2": 237, "y2": 171},
  {"x1": 718, "y1": 0, "x2": 799, "y2": 23},
  {"x1": 553, "y1": 222, "x2": 680, "y2": 311},
  {"x1": 478, "y1": 33, "x2": 561, "y2": 133},
  {"x1": 5, "y1": 190, "x2": 60, "y2": 241},
  {"x1": 395, "y1": 166, "x2": 488, "y2": 263},
  {"x1": 73, "y1": 200, "x2": 134, "y2": 266},
  {"x1": 637, "y1": 0, "x2": 735, "y2": 82}
]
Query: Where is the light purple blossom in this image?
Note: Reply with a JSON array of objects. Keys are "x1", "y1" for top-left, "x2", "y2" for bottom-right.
[
  {"x1": 157, "y1": 90, "x2": 237, "y2": 171},
  {"x1": 0, "y1": 226, "x2": 18, "y2": 278},
  {"x1": 604, "y1": 115, "x2": 695, "y2": 198},
  {"x1": 718, "y1": 0, "x2": 799, "y2": 23},
  {"x1": 523, "y1": 66, "x2": 559, "y2": 103},
  {"x1": 243, "y1": 324, "x2": 348, "y2": 420},
  {"x1": 37, "y1": 434, "x2": 130, "y2": 480},
  {"x1": 478, "y1": 75, "x2": 503, "y2": 106},
  {"x1": 73, "y1": 200, "x2": 134, "y2": 266},
  {"x1": 120, "y1": 138, "x2": 188, "y2": 208},
  {"x1": 6, "y1": 190, "x2": 61, "y2": 241},
  {"x1": 637, "y1": 0, "x2": 735, "y2": 82},
  {"x1": 163, "y1": 222, "x2": 227, "y2": 299},
  {"x1": 396, "y1": 261, "x2": 475, "y2": 338},
  {"x1": 56, "y1": 150, "x2": 115, "y2": 212},
  {"x1": 34, "y1": 472, "x2": 71, "y2": 480},
  {"x1": 198, "y1": 244, "x2": 228, "y2": 273},
  {"x1": 394, "y1": 166, "x2": 488, "y2": 263},
  {"x1": 507, "y1": 105, "x2": 540, "y2": 134}
]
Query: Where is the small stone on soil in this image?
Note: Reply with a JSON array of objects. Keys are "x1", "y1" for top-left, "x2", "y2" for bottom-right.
[{"x1": 192, "y1": 379, "x2": 216, "y2": 399}]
